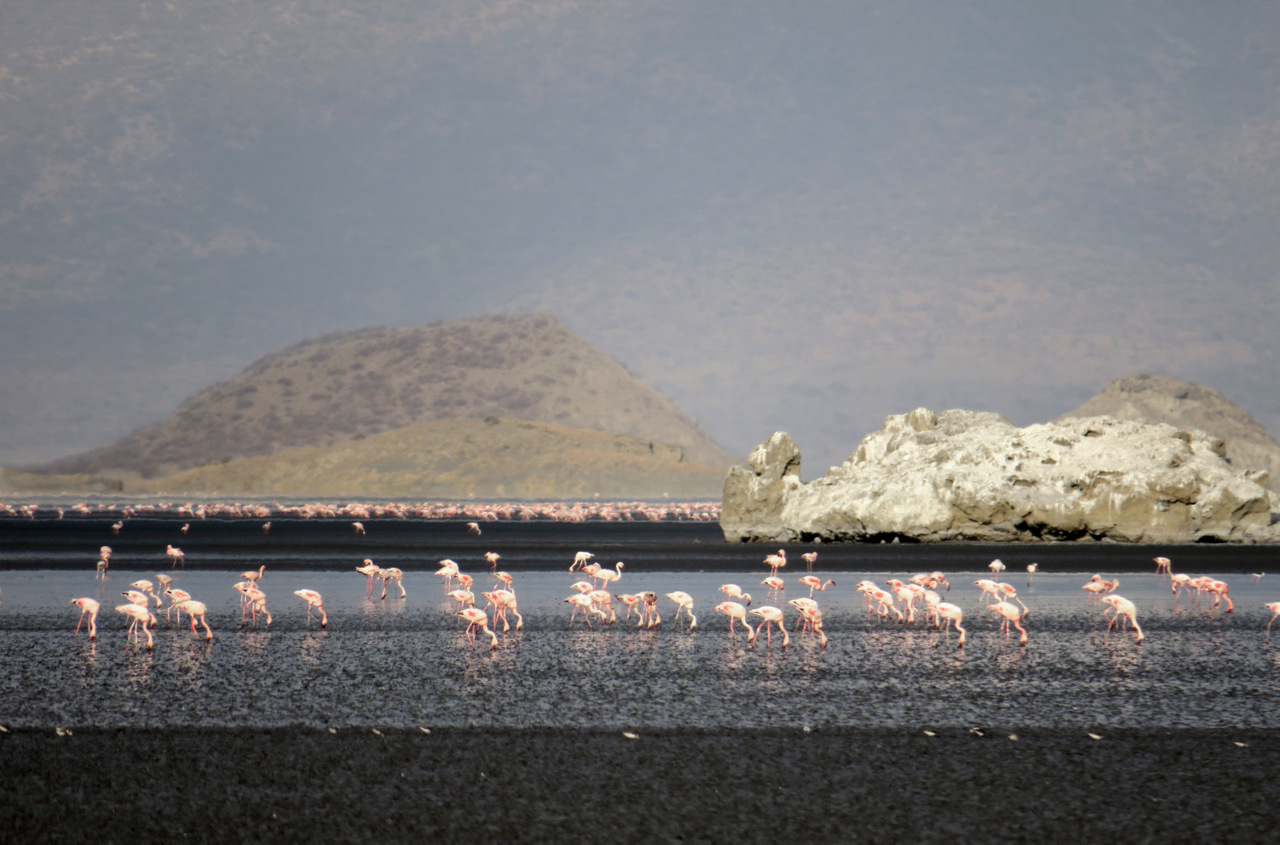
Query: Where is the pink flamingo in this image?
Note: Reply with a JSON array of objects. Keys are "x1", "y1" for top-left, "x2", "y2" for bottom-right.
[
  {"x1": 176, "y1": 599, "x2": 214, "y2": 640},
  {"x1": 356, "y1": 559, "x2": 381, "y2": 595},
  {"x1": 115, "y1": 603, "x2": 155, "y2": 649},
  {"x1": 1100, "y1": 595, "x2": 1144, "y2": 642},
  {"x1": 1082, "y1": 575, "x2": 1118, "y2": 603},
  {"x1": 485, "y1": 552, "x2": 501, "y2": 570},
  {"x1": 352, "y1": 521, "x2": 365, "y2": 535},
  {"x1": 566, "y1": 593, "x2": 601, "y2": 627},
  {"x1": 240, "y1": 565, "x2": 266, "y2": 587},
  {"x1": 638, "y1": 592, "x2": 661, "y2": 628},
  {"x1": 666, "y1": 591, "x2": 697, "y2": 630},
  {"x1": 801, "y1": 551, "x2": 818, "y2": 571},
  {"x1": 795, "y1": 605, "x2": 828, "y2": 647},
  {"x1": 763, "y1": 549, "x2": 787, "y2": 576},
  {"x1": 570, "y1": 551, "x2": 594, "y2": 571},
  {"x1": 934, "y1": 602, "x2": 966, "y2": 646},
  {"x1": 989, "y1": 599, "x2": 1028, "y2": 645},
  {"x1": 456, "y1": 608, "x2": 498, "y2": 649},
  {"x1": 466, "y1": 522, "x2": 482, "y2": 535},
  {"x1": 483, "y1": 589, "x2": 524, "y2": 631},
  {"x1": 720, "y1": 584, "x2": 752, "y2": 605},
  {"x1": 1154, "y1": 556, "x2": 1172, "y2": 578},
  {"x1": 714, "y1": 601, "x2": 753, "y2": 635},
  {"x1": 294, "y1": 589, "x2": 328, "y2": 627},
  {"x1": 1202, "y1": 579, "x2": 1233, "y2": 613},
  {"x1": 1266, "y1": 602, "x2": 1280, "y2": 640},
  {"x1": 71, "y1": 597, "x2": 100, "y2": 638},
  {"x1": 617, "y1": 592, "x2": 645, "y2": 623},
  {"x1": 435, "y1": 559, "x2": 459, "y2": 590},
  {"x1": 595, "y1": 562, "x2": 625, "y2": 589},
  {"x1": 747, "y1": 606, "x2": 789, "y2": 647},
  {"x1": 378, "y1": 567, "x2": 406, "y2": 600},
  {"x1": 447, "y1": 588, "x2": 476, "y2": 608},
  {"x1": 164, "y1": 587, "x2": 193, "y2": 625},
  {"x1": 799, "y1": 576, "x2": 835, "y2": 598}
]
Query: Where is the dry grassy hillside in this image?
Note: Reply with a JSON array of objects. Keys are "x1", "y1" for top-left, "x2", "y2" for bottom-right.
[
  {"x1": 1059, "y1": 372, "x2": 1280, "y2": 491},
  {"x1": 34, "y1": 315, "x2": 736, "y2": 479},
  {"x1": 127, "y1": 417, "x2": 728, "y2": 500}
]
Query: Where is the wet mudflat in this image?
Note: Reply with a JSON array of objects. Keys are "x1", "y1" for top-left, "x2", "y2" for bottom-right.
[{"x1": 3, "y1": 517, "x2": 1280, "y2": 841}]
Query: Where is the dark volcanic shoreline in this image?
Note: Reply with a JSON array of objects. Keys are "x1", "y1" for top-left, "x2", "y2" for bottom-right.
[{"x1": 4, "y1": 727, "x2": 1278, "y2": 843}]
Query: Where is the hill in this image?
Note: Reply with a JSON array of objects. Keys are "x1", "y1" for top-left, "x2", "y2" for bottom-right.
[
  {"x1": 123, "y1": 416, "x2": 726, "y2": 500},
  {"x1": 32, "y1": 315, "x2": 736, "y2": 480},
  {"x1": 1058, "y1": 373, "x2": 1280, "y2": 491}
]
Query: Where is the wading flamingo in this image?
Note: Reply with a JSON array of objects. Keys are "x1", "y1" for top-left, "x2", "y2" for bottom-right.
[
  {"x1": 763, "y1": 550, "x2": 787, "y2": 576},
  {"x1": 988, "y1": 559, "x2": 1006, "y2": 575},
  {"x1": 989, "y1": 600, "x2": 1028, "y2": 645},
  {"x1": 485, "y1": 552, "x2": 501, "y2": 571},
  {"x1": 240, "y1": 565, "x2": 266, "y2": 587},
  {"x1": 1026, "y1": 563, "x2": 1038, "y2": 586},
  {"x1": 1266, "y1": 602, "x2": 1280, "y2": 640},
  {"x1": 570, "y1": 551, "x2": 594, "y2": 571},
  {"x1": 1154, "y1": 556, "x2": 1172, "y2": 578},
  {"x1": 720, "y1": 584, "x2": 752, "y2": 605},
  {"x1": 466, "y1": 522, "x2": 482, "y2": 535},
  {"x1": 356, "y1": 559, "x2": 381, "y2": 595},
  {"x1": 747, "y1": 606, "x2": 789, "y2": 647},
  {"x1": 484, "y1": 589, "x2": 523, "y2": 631},
  {"x1": 176, "y1": 599, "x2": 214, "y2": 640},
  {"x1": 1100, "y1": 595, "x2": 1144, "y2": 642},
  {"x1": 166, "y1": 545, "x2": 185, "y2": 568},
  {"x1": 666, "y1": 591, "x2": 697, "y2": 630},
  {"x1": 714, "y1": 601, "x2": 753, "y2": 635},
  {"x1": 566, "y1": 593, "x2": 602, "y2": 627},
  {"x1": 595, "y1": 562, "x2": 625, "y2": 589},
  {"x1": 352, "y1": 521, "x2": 365, "y2": 534},
  {"x1": 294, "y1": 589, "x2": 327, "y2": 627},
  {"x1": 934, "y1": 602, "x2": 966, "y2": 646},
  {"x1": 115, "y1": 603, "x2": 155, "y2": 649},
  {"x1": 378, "y1": 567, "x2": 406, "y2": 600},
  {"x1": 71, "y1": 597, "x2": 100, "y2": 638},
  {"x1": 639, "y1": 592, "x2": 661, "y2": 629},
  {"x1": 456, "y1": 607, "x2": 498, "y2": 649},
  {"x1": 795, "y1": 605, "x2": 829, "y2": 647},
  {"x1": 798, "y1": 576, "x2": 836, "y2": 598},
  {"x1": 801, "y1": 551, "x2": 818, "y2": 571}
]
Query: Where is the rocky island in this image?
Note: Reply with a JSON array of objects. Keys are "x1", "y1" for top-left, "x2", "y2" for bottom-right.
[{"x1": 721, "y1": 409, "x2": 1280, "y2": 544}]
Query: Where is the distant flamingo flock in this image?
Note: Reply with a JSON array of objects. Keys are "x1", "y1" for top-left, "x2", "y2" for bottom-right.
[{"x1": 0, "y1": 502, "x2": 1270, "y2": 651}]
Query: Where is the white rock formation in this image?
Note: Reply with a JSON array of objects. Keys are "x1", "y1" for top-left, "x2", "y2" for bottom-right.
[{"x1": 721, "y1": 409, "x2": 1280, "y2": 544}]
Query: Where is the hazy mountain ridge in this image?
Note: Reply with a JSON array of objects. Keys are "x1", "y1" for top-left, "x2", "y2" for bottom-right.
[
  {"x1": 33, "y1": 314, "x2": 735, "y2": 479},
  {"x1": 2, "y1": 2, "x2": 1278, "y2": 473},
  {"x1": 1059, "y1": 372, "x2": 1280, "y2": 491}
]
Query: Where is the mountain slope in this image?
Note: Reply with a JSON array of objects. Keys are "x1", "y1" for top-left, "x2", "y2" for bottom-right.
[
  {"x1": 1058, "y1": 372, "x2": 1280, "y2": 490},
  {"x1": 129, "y1": 416, "x2": 727, "y2": 500},
  {"x1": 34, "y1": 314, "x2": 735, "y2": 478}
]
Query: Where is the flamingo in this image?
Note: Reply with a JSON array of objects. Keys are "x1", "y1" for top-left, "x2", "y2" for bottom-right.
[
  {"x1": 988, "y1": 559, "x2": 1006, "y2": 575},
  {"x1": 714, "y1": 601, "x2": 753, "y2": 635},
  {"x1": 1154, "y1": 556, "x2": 1172, "y2": 578},
  {"x1": 166, "y1": 544, "x2": 185, "y2": 568},
  {"x1": 130, "y1": 580, "x2": 160, "y2": 608},
  {"x1": 180, "y1": 523, "x2": 189, "y2": 534},
  {"x1": 639, "y1": 592, "x2": 661, "y2": 629},
  {"x1": 761, "y1": 575, "x2": 786, "y2": 596},
  {"x1": 1266, "y1": 602, "x2": 1280, "y2": 639},
  {"x1": 484, "y1": 589, "x2": 524, "y2": 631},
  {"x1": 485, "y1": 552, "x2": 501, "y2": 571},
  {"x1": 570, "y1": 551, "x2": 595, "y2": 571},
  {"x1": 115, "y1": 603, "x2": 155, "y2": 649},
  {"x1": 934, "y1": 602, "x2": 966, "y2": 646},
  {"x1": 262, "y1": 521, "x2": 271, "y2": 535},
  {"x1": 798, "y1": 576, "x2": 835, "y2": 598},
  {"x1": 447, "y1": 588, "x2": 476, "y2": 608},
  {"x1": 378, "y1": 567, "x2": 406, "y2": 600},
  {"x1": 71, "y1": 597, "x2": 100, "y2": 638},
  {"x1": 1083, "y1": 575, "x2": 1118, "y2": 603},
  {"x1": 466, "y1": 522, "x2": 482, "y2": 535},
  {"x1": 801, "y1": 551, "x2": 818, "y2": 571},
  {"x1": 994, "y1": 582, "x2": 1030, "y2": 616},
  {"x1": 456, "y1": 608, "x2": 498, "y2": 649},
  {"x1": 666, "y1": 591, "x2": 697, "y2": 630},
  {"x1": 492, "y1": 571, "x2": 514, "y2": 592},
  {"x1": 587, "y1": 590, "x2": 617, "y2": 624},
  {"x1": 435, "y1": 559, "x2": 460, "y2": 590},
  {"x1": 294, "y1": 589, "x2": 328, "y2": 627},
  {"x1": 747, "y1": 606, "x2": 789, "y2": 647},
  {"x1": 1100, "y1": 595, "x2": 1144, "y2": 642},
  {"x1": 1026, "y1": 563, "x2": 1038, "y2": 586},
  {"x1": 989, "y1": 599, "x2": 1028, "y2": 645},
  {"x1": 239, "y1": 565, "x2": 266, "y2": 587},
  {"x1": 795, "y1": 605, "x2": 829, "y2": 647},
  {"x1": 787, "y1": 597, "x2": 820, "y2": 631},
  {"x1": 975, "y1": 579, "x2": 1003, "y2": 605},
  {"x1": 595, "y1": 562, "x2": 625, "y2": 589},
  {"x1": 356, "y1": 559, "x2": 381, "y2": 595},
  {"x1": 352, "y1": 521, "x2": 365, "y2": 534},
  {"x1": 96, "y1": 556, "x2": 109, "y2": 578},
  {"x1": 566, "y1": 593, "x2": 601, "y2": 627},
  {"x1": 122, "y1": 589, "x2": 150, "y2": 608},
  {"x1": 176, "y1": 600, "x2": 214, "y2": 640},
  {"x1": 233, "y1": 583, "x2": 272, "y2": 625},
  {"x1": 719, "y1": 584, "x2": 752, "y2": 606},
  {"x1": 617, "y1": 592, "x2": 645, "y2": 623},
  {"x1": 112, "y1": 521, "x2": 123, "y2": 535},
  {"x1": 164, "y1": 587, "x2": 193, "y2": 625},
  {"x1": 763, "y1": 549, "x2": 787, "y2": 576},
  {"x1": 154, "y1": 574, "x2": 173, "y2": 607},
  {"x1": 1202, "y1": 579, "x2": 1233, "y2": 613},
  {"x1": 1171, "y1": 573, "x2": 1195, "y2": 599}
]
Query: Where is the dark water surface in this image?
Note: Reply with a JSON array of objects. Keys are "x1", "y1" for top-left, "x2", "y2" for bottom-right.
[{"x1": 3, "y1": 514, "x2": 1279, "y2": 732}]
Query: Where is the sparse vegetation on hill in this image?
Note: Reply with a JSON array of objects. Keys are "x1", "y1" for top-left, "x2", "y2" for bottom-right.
[
  {"x1": 31, "y1": 315, "x2": 735, "y2": 485},
  {"x1": 127, "y1": 417, "x2": 728, "y2": 500}
]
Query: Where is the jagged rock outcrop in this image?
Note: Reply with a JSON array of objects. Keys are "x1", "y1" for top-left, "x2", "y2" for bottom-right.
[
  {"x1": 1059, "y1": 373, "x2": 1280, "y2": 493},
  {"x1": 721, "y1": 409, "x2": 1280, "y2": 544}
]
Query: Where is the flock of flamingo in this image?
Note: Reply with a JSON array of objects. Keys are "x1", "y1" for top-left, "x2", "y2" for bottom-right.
[{"x1": 57, "y1": 524, "x2": 1280, "y2": 652}]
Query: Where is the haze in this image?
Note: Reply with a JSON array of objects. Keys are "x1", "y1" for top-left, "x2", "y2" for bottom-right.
[{"x1": 2, "y1": 1, "x2": 1277, "y2": 475}]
